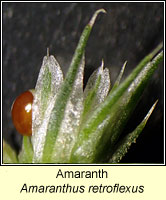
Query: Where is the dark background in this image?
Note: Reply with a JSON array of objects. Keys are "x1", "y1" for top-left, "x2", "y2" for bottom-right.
[{"x1": 2, "y1": 2, "x2": 164, "y2": 163}]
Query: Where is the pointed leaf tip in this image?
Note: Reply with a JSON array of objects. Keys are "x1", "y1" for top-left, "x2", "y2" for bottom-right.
[
  {"x1": 89, "y1": 9, "x2": 106, "y2": 27},
  {"x1": 111, "y1": 60, "x2": 127, "y2": 93},
  {"x1": 109, "y1": 100, "x2": 158, "y2": 163},
  {"x1": 116, "y1": 61, "x2": 127, "y2": 84},
  {"x1": 47, "y1": 48, "x2": 49, "y2": 57},
  {"x1": 144, "y1": 100, "x2": 158, "y2": 122},
  {"x1": 101, "y1": 59, "x2": 104, "y2": 69}
]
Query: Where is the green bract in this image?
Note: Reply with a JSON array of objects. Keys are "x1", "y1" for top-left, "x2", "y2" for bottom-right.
[{"x1": 4, "y1": 9, "x2": 163, "y2": 164}]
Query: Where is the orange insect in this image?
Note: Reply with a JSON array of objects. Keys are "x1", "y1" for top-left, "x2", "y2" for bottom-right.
[{"x1": 11, "y1": 90, "x2": 33, "y2": 136}]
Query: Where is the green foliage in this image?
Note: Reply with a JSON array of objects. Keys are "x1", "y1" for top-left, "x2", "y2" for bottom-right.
[
  {"x1": 3, "y1": 141, "x2": 18, "y2": 163},
  {"x1": 109, "y1": 100, "x2": 158, "y2": 163},
  {"x1": 70, "y1": 50, "x2": 163, "y2": 163},
  {"x1": 4, "y1": 9, "x2": 163, "y2": 164},
  {"x1": 18, "y1": 136, "x2": 33, "y2": 163}
]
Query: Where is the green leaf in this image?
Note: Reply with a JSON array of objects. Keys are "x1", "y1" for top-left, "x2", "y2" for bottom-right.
[
  {"x1": 32, "y1": 55, "x2": 63, "y2": 124},
  {"x1": 41, "y1": 9, "x2": 106, "y2": 163},
  {"x1": 32, "y1": 55, "x2": 63, "y2": 162},
  {"x1": 108, "y1": 51, "x2": 163, "y2": 147},
  {"x1": 110, "y1": 61, "x2": 127, "y2": 93},
  {"x1": 70, "y1": 50, "x2": 163, "y2": 163},
  {"x1": 109, "y1": 100, "x2": 158, "y2": 163},
  {"x1": 3, "y1": 140, "x2": 18, "y2": 164},
  {"x1": 48, "y1": 55, "x2": 85, "y2": 163},
  {"x1": 82, "y1": 61, "x2": 110, "y2": 123},
  {"x1": 18, "y1": 136, "x2": 33, "y2": 163}
]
